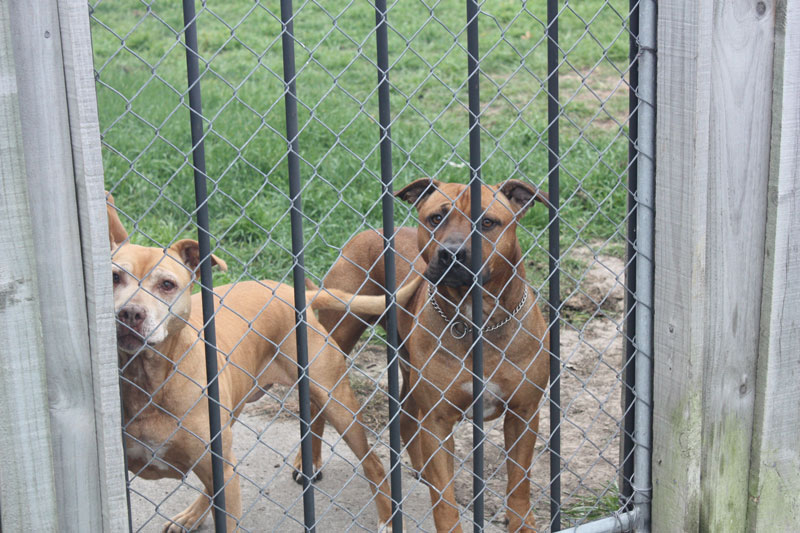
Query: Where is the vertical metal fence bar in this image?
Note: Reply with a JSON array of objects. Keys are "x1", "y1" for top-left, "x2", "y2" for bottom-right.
[
  {"x1": 120, "y1": 397, "x2": 134, "y2": 533},
  {"x1": 373, "y1": 2, "x2": 403, "y2": 531},
  {"x1": 633, "y1": 0, "x2": 655, "y2": 530},
  {"x1": 546, "y1": 0, "x2": 561, "y2": 529},
  {"x1": 180, "y1": 1, "x2": 227, "y2": 531},
  {"x1": 465, "y1": 1, "x2": 484, "y2": 530},
  {"x1": 279, "y1": 0, "x2": 316, "y2": 530},
  {"x1": 622, "y1": 0, "x2": 640, "y2": 507}
]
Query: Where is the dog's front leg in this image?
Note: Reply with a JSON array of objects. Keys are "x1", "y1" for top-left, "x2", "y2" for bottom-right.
[
  {"x1": 399, "y1": 379, "x2": 425, "y2": 476},
  {"x1": 292, "y1": 400, "x2": 325, "y2": 483},
  {"x1": 503, "y1": 407, "x2": 539, "y2": 532},
  {"x1": 163, "y1": 491, "x2": 210, "y2": 533},
  {"x1": 310, "y1": 372, "x2": 393, "y2": 528},
  {"x1": 163, "y1": 442, "x2": 241, "y2": 533},
  {"x1": 419, "y1": 411, "x2": 462, "y2": 533}
]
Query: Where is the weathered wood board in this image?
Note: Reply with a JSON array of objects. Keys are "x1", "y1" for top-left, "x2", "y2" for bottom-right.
[
  {"x1": 0, "y1": 1, "x2": 59, "y2": 529},
  {"x1": 654, "y1": 1, "x2": 777, "y2": 532},
  {"x1": 747, "y1": 1, "x2": 800, "y2": 530}
]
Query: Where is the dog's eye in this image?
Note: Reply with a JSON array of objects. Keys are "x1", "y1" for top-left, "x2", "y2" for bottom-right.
[
  {"x1": 481, "y1": 218, "x2": 497, "y2": 230},
  {"x1": 161, "y1": 280, "x2": 176, "y2": 292},
  {"x1": 112, "y1": 272, "x2": 121, "y2": 285},
  {"x1": 429, "y1": 213, "x2": 443, "y2": 226}
]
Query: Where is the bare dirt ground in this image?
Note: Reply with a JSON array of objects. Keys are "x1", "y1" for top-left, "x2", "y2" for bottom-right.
[{"x1": 129, "y1": 246, "x2": 628, "y2": 532}]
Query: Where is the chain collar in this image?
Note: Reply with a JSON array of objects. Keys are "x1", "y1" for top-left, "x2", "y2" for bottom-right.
[{"x1": 427, "y1": 282, "x2": 528, "y2": 339}]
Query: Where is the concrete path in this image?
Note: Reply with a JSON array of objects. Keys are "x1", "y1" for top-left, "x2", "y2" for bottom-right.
[{"x1": 128, "y1": 408, "x2": 504, "y2": 532}]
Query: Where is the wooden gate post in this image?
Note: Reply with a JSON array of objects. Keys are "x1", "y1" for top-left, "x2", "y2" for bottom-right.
[
  {"x1": 653, "y1": 1, "x2": 799, "y2": 531},
  {"x1": 0, "y1": 1, "x2": 127, "y2": 530}
]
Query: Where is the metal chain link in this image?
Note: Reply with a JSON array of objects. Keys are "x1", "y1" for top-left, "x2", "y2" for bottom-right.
[{"x1": 91, "y1": 0, "x2": 645, "y2": 530}]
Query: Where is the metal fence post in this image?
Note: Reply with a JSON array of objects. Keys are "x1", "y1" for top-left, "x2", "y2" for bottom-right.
[
  {"x1": 374, "y1": 2, "x2": 403, "y2": 531},
  {"x1": 180, "y1": 1, "x2": 228, "y2": 531},
  {"x1": 633, "y1": 0, "x2": 656, "y2": 530},
  {"x1": 546, "y1": 0, "x2": 562, "y2": 529},
  {"x1": 622, "y1": 0, "x2": 640, "y2": 508},
  {"x1": 279, "y1": 1, "x2": 316, "y2": 530},
  {"x1": 465, "y1": 1, "x2": 485, "y2": 530}
]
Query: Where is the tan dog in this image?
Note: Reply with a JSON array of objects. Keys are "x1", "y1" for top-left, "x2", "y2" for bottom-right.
[
  {"x1": 312, "y1": 178, "x2": 550, "y2": 532},
  {"x1": 107, "y1": 205, "x2": 419, "y2": 532}
]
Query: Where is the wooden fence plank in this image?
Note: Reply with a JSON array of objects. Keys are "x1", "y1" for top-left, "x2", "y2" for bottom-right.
[
  {"x1": 654, "y1": 1, "x2": 776, "y2": 531},
  {"x1": 696, "y1": 2, "x2": 775, "y2": 531},
  {"x1": 652, "y1": 1, "x2": 713, "y2": 530},
  {"x1": 6, "y1": 0, "x2": 125, "y2": 529},
  {"x1": 0, "y1": 1, "x2": 59, "y2": 529},
  {"x1": 746, "y1": 1, "x2": 800, "y2": 530},
  {"x1": 56, "y1": 0, "x2": 129, "y2": 529}
]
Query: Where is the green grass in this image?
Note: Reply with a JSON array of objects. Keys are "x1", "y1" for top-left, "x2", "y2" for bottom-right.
[
  {"x1": 92, "y1": 0, "x2": 633, "y2": 291},
  {"x1": 562, "y1": 484, "x2": 624, "y2": 525}
]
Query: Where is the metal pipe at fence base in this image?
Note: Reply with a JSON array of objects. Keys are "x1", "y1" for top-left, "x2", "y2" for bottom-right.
[{"x1": 553, "y1": 509, "x2": 637, "y2": 533}]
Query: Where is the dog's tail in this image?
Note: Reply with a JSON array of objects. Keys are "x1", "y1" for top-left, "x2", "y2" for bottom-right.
[{"x1": 306, "y1": 275, "x2": 422, "y2": 315}]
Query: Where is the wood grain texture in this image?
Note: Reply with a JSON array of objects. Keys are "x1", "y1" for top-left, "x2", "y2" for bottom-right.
[
  {"x1": 0, "y1": 1, "x2": 59, "y2": 529},
  {"x1": 699, "y1": 2, "x2": 774, "y2": 531},
  {"x1": 7, "y1": 0, "x2": 109, "y2": 530},
  {"x1": 654, "y1": 1, "x2": 776, "y2": 532},
  {"x1": 746, "y1": 1, "x2": 800, "y2": 530},
  {"x1": 652, "y1": 1, "x2": 713, "y2": 530},
  {"x1": 56, "y1": 0, "x2": 129, "y2": 529}
]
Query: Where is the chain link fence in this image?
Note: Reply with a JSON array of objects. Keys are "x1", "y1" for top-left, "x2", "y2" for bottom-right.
[{"x1": 90, "y1": 0, "x2": 652, "y2": 531}]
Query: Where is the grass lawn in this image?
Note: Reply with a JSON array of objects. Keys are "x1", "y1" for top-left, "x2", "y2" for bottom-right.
[{"x1": 91, "y1": 0, "x2": 634, "y2": 294}]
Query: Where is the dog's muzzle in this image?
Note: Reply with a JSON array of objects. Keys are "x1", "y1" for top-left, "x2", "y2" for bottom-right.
[
  {"x1": 425, "y1": 244, "x2": 478, "y2": 287},
  {"x1": 117, "y1": 304, "x2": 147, "y2": 351}
]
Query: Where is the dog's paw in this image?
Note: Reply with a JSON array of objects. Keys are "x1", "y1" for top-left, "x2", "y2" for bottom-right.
[
  {"x1": 162, "y1": 518, "x2": 195, "y2": 533},
  {"x1": 291, "y1": 468, "x2": 323, "y2": 484},
  {"x1": 161, "y1": 502, "x2": 208, "y2": 532},
  {"x1": 379, "y1": 519, "x2": 407, "y2": 533},
  {"x1": 505, "y1": 513, "x2": 537, "y2": 532},
  {"x1": 162, "y1": 522, "x2": 187, "y2": 533}
]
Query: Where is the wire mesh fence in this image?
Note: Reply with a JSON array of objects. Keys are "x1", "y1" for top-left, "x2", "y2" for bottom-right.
[{"x1": 90, "y1": 0, "x2": 652, "y2": 531}]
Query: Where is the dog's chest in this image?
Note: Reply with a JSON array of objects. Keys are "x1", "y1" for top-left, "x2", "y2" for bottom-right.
[
  {"x1": 125, "y1": 436, "x2": 177, "y2": 477},
  {"x1": 406, "y1": 325, "x2": 544, "y2": 418},
  {"x1": 120, "y1": 352, "x2": 168, "y2": 405},
  {"x1": 458, "y1": 380, "x2": 507, "y2": 420}
]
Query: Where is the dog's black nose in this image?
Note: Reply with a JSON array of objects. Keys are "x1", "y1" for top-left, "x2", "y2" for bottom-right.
[
  {"x1": 118, "y1": 304, "x2": 147, "y2": 329},
  {"x1": 436, "y1": 245, "x2": 467, "y2": 268},
  {"x1": 425, "y1": 240, "x2": 474, "y2": 287}
]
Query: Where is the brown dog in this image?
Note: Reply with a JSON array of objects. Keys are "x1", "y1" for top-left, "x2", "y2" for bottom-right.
[
  {"x1": 107, "y1": 204, "x2": 419, "y2": 532},
  {"x1": 312, "y1": 178, "x2": 550, "y2": 532}
]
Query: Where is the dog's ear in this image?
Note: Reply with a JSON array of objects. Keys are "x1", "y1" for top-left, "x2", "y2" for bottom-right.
[
  {"x1": 498, "y1": 180, "x2": 549, "y2": 217},
  {"x1": 169, "y1": 239, "x2": 229, "y2": 273},
  {"x1": 106, "y1": 191, "x2": 129, "y2": 250},
  {"x1": 396, "y1": 178, "x2": 440, "y2": 206}
]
